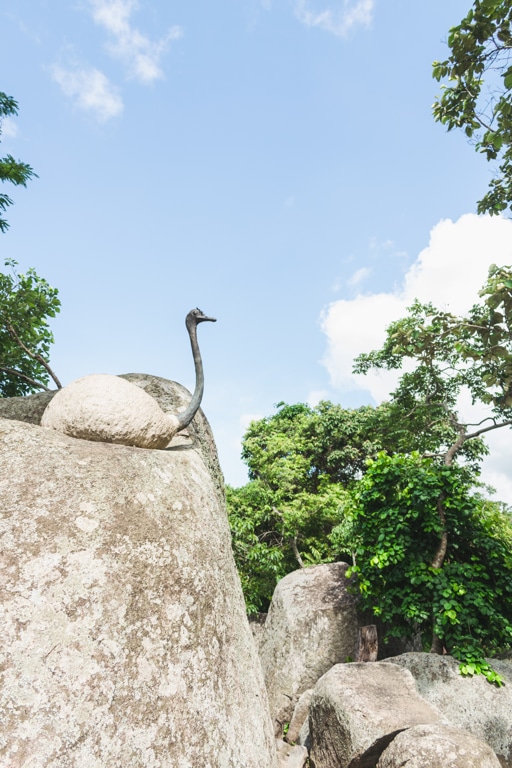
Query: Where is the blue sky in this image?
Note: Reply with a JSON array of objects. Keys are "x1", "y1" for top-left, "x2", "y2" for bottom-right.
[{"x1": 2, "y1": 1, "x2": 512, "y2": 500}]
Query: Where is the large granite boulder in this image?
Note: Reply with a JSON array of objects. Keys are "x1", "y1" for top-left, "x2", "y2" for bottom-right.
[
  {"x1": 386, "y1": 653, "x2": 512, "y2": 767},
  {"x1": 308, "y1": 662, "x2": 443, "y2": 768},
  {"x1": 376, "y1": 723, "x2": 501, "y2": 768},
  {"x1": 259, "y1": 562, "x2": 359, "y2": 737},
  {"x1": 0, "y1": 377, "x2": 276, "y2": 768}
]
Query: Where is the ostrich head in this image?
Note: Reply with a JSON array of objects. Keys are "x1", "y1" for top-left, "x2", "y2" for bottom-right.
[{"x1": 186, "y1": 308, "x2": 217, "y2": 329}]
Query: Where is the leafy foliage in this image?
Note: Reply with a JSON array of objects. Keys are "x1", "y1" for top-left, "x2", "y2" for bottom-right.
[
  {"x1": 229, "y1": 267, "x2": 512, "y2": 681},
  {"x1": 228, "y1": 400, "x2": 416, "y2": 613},
  {"x1": 455, "y1": 264, "x2": 512, "y2": 412},
  {"x1": 0, "y1": 92, "x2": 37, "y2": 232},
  {"x1": 433, "y1": 1, "x2": 512, "y2": 214},
  {"x1": 242, "y1": 400, "x2": 408, "y2": 490},
  {"x1": 0, "y1": 259, "x2": 61, "y2": 396},
  {"x1": 347, "y1": 453, "x2": 512, "y2": 683},
  {"x1": 227, "y1": 477, "x2": 348, "y2": 614},
  {"x1": 354, "y1": 265, "x2": 512, "y2": 467},
  {"x1": 349, "y1": 264, "x2": 512, "y2": 678}
]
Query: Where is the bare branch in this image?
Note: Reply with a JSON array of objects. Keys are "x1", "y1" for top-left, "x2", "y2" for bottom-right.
[
  {"x1": 5, "y1": 320, "x2": 62, "y2": 389},
  {"x1": 465, "y1": 419, "x2": 512, "y2": 440},
  {"x1": 291, "y1": 537, "x2": 305, "y2": 569},
  {"x1": 0, "y1": 366, "x2": 50, "y2": 391}
]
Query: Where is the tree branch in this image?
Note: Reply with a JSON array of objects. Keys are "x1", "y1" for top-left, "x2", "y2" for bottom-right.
[
  {"x1": 291, "y1": 536, "x2": 305, "y2": 569},
  {"x1": 0, "y1": 366, "x2": 50, "y2": 391},
  {"x1": 444, "y1": 420, "x2": 467, "y2": 466},
  {"x1": 465, "y1": 419, "x2": 512, "y2": 440},
  {"x1": 5, "y1": 320, "x2": 62, "y2": 388}
]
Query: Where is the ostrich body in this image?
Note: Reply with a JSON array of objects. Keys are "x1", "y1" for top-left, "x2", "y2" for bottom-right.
[{"x1": 41, "y1": 308, "x2": 216, "y2": 449}]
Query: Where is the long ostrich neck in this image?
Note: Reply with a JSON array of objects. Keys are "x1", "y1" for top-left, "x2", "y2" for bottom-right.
[{"x1": 176, "y1": 321, "x2": 205, "y2": 430}]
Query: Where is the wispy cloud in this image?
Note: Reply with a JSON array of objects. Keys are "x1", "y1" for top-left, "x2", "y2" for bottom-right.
[
  {"x1": 307, "y1": 389, "x2": 330, "y2": 406},
  {"x1": 239, "y1": 413, "x2": 263, "y2": 431},
  {"x1": 1, "y1": 117, "x2": 18, "y2": 139},
  {"x1": 293, "y1": 0, "x2": 374, "y2": 37},
  {"x1": 88, "y1": 0, "x2": 183, "y2": 84},
  {"x1": 347, "y1": 266, "x2": 371, "y2": 287},
  {"x1": 51, "y1": 63, "x2": 124, "y2": 122}
]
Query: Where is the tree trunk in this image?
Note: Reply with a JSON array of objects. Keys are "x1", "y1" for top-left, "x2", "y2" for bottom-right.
[
  {"x1": 357, "y1": 625, "x2": 378, "y2": 662},
  {"x1": 430, "y1": 633, "x2": 444, "y2": 655},
  {"x1": 431, "y1": 495, "x2": 448, "y2": 569}
]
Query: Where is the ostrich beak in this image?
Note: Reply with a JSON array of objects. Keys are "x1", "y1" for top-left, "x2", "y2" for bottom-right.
[{"x1": 199, "y1": 315, "x2": 217, "y2": 323}]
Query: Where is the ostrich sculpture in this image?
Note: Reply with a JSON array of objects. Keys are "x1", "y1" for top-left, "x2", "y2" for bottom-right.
[{"x1": 41, "y1": 308, "x2": 216, "y2": 449}]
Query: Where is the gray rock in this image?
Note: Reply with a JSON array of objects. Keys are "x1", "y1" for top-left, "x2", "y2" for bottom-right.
[
  {"x1": 276, "y1": 739, "x2": 309, "y2": 768},
  {"x1": 298, "y1": 716, "x2": 311, "y2": 751},
  {"x1": 0, "y1": 388, "x2": 55, "y2": 424},
  {"x1": 376, "y1": 723, "x2": 501, "y2": 768},
  {"x1": 121, "y1": 374, "x2": 225, "y2": 504},
  {"x1": 308, "y1": 662, "x2": 444, "y2": 768},
  {"x1": 259, "y1": 562, "x2": 359, "y2": 736},
  {"x1": 248, "y1": 612, "x2": 268, "y2": 655},
  {"x1": 41, "y1": 373, "x2": 182, "y2": 448},
  {"x1": 385, "y1": 652, "x2": 512, "y2": 767},
  {"x1": 286, "y1": 688, "x2": 314, "y2": 745},
  {"x1": 0, "y1": 374, "x2": 225, "y2": 504},
  {"x1": 0, "y1": 412, "x2": 276, "y2": 767}
]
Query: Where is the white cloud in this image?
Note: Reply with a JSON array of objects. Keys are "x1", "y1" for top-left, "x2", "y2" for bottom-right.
[
  {"x1": 320, "y1": 213, "x2": 512, "y2": 503},
  {"x1": 293, "y1": 0, "x2": 374, "y2": 37},
  {"x1": 1, "y1": 117, "x2": 18, "y2": 139},
  {"x1": 240, "y1": 412, "x2": 264, "y2": 431},
  {"x1": 51, "y1": 63, "x2": 124, "y2": 122},
  {"x1": 307, "y1": 389, "x2": 330, "y2": 406},
  {"x1": 88, "y1": 0, "x2": 183, "y2": 84},
  {"x1": 347, "y1": 266, "x2": 371, "y2": 287}
]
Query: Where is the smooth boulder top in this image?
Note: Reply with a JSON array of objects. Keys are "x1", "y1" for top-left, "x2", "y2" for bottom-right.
[
  {"x1": 376, "y1": 724, "x2": 501, "y2": 768},
  {"x1": 385, "y1": 652, "x2": 512, "y2": 767},
  {"x1": 308, "y1": 662, "x2": 443, "y2": 768},
  {"x1": 259, "y1": 562, "x2": 359, "y2": 737},
  {"x1": 41, "y1": 373, "x2": 180, "y2": 448}
]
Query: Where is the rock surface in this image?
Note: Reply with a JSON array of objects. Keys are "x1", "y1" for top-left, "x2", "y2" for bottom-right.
[
  {"x1": 0, "y1": 374, "x2": 224, "y2": 503},
  {"x1": 386, "y1": 652, "x2": 512, "y2": 767},
  {"x1": 276, "y1": 739, "x2": 308, "y2": 768},
  {"x1": 259, "y1": 562, "x2": 359, "y2": 736},
  {"x1": 0, "y1": 388, "x2": 54, "y2": 424},
  {"x1": 286, "y1": 688, "x2": 314, "y2": 745},
  {"x1": 376, "y1": 723, "x2": 501, "y2": 768},
  {"x1": 248, "y1": 612, "x2": 267, "y2": 654},
  {"x1": 41, "y1": 373, "x2": 181, "y2": 449},
  {"x1": 308, "y1": 662, "x2": 443, "y2": 768},
  {"x1": 0, "y1": 385, "x2": 276, "y2": 767}
]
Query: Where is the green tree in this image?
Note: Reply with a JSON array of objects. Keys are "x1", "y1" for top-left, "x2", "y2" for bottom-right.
[
  {"x1": 346, "y1": 453, "x2": 512, "y2": 684},
  {"x1": 228, "y1": 265, "x2": 512, "y2": 681},
  {"x1": 0, "y1": 259, "x2": 61, "y2": 396},
  {"x1": 0, "y1": 92, "x2": 37, "y2": 232},
  {"x1": 228, "y1": 400, "x2": 412, "y2": 613},
  {"x1": 349, "y1": 264, "x2": 512, "y2": 677},
  {"x1": 228, "y1": 477, "x2": 348, "y2": 614},
  {"x1": 433, "y1": 1, "x2": 512, "y2": 214},
  {"x1": 353, "y1": 264, "x2": 512, "y2": 471}
]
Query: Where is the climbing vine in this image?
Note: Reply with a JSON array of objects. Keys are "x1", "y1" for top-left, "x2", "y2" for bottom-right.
[{"x1": 345, "y1": 453, "x2": 512, "y2": 684}]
